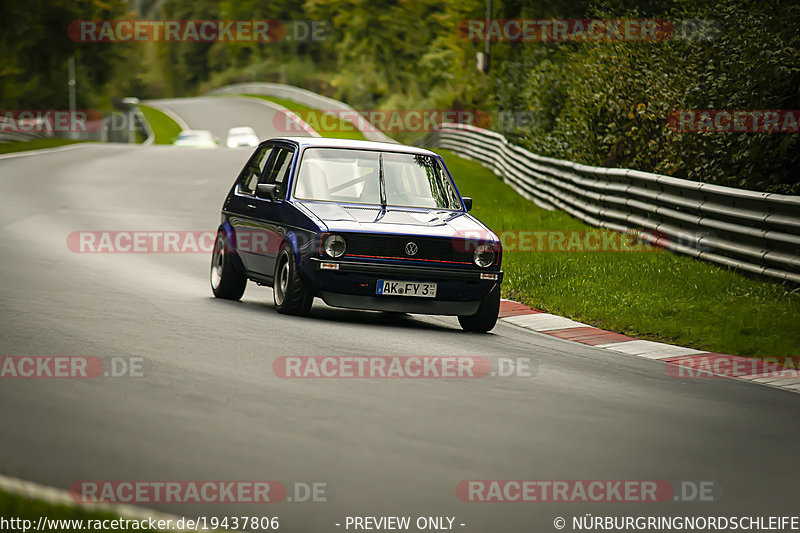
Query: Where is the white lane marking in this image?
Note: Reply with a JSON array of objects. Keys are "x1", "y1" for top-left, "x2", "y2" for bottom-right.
[
  {"x1": 739, "y1": 375, "x2": 800, "y2": 385},
  {"x1": 746, "y1": 376, "x2": 793, "y2": 384},
  {"x1": 0, "y1": 473, "x2": 221, "y2": 532},
  {"x1": 141, "y1": 101, "x2": 191, "y2": 131},
  {"x1": 503, "y1": 312, "x2": 584, "y2": 331},
  {"x1": 0, "y1": 143, "x2": 92, "y2": 161},
  {"x1": 227, "y1": 95, "x2": 321, "y2": 137}
]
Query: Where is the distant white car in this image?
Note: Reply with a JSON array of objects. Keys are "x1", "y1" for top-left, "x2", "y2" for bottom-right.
[
  {"x1": 173, "y1": 130, "x2": 218, "y2": 149},
  {"x1": 226, "y1": 127, "x2": 259, "y2": 148}
]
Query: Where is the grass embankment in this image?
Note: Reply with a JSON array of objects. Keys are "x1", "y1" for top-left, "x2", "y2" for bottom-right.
[
  {"x1": 438, "y1": 149, "x2": 800, "y2": 358},
  {"x1": 0, "y1": 489, "x2": 163, "y2": 533},
  {"x1": 0, "y1": 138, "x2": 89, "y2": 155},
  {"x1": 242, "y1": 94, "x2": 367, "y2": 141},
  {"x1": 139, "y1": 104, "x2": 182, "y2": 144}
]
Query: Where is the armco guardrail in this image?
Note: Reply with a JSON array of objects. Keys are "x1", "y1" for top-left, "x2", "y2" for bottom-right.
[
  {"x1": 1, "y1": 114, "x2": 138, "y2": 143},
  {"x1": 0, "y1": 116, "x2": 49, "y2": 143},
  {"x1": 419, "y1": 123, "x2": 800, "y2": 284},
  {"x1": 207, "y1": 82, "x2": 396, "y2": 144},
  {"x1": 0, "y1": 131, "x2": 46, "y2": 143}
]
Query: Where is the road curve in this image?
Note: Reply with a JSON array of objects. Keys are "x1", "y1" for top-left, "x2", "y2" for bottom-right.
[
  {"x1": 148, "y1": 96, "x2": 313, "y2": 142},
  {"x1": 0, "y1": 98, "x2": 798, "y2": 532}
]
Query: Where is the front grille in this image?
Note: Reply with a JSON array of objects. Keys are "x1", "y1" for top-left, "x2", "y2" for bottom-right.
[{"x1": 340, "y1": 233, "x2": 476, "y2": 264}]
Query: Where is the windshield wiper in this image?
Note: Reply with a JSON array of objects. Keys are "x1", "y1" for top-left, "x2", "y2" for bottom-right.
[{"x1": 379, "y1": 153, "x2": 386, "y2": 209}]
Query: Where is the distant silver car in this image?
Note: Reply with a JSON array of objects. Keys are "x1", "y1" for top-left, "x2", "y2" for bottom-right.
[
  {"x1": 173, "y1": 130, "x2": 218, "y2": 149},
  {"x1": 226, "y1": 126, "x2": 259, "y2": 148}
]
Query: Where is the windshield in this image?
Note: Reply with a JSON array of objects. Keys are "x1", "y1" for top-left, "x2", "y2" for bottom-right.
[{"x1": 293, "y1": 148, "x2": 462, "y2": 209}]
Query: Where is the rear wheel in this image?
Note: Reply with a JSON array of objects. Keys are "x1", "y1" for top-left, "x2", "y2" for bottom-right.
[
  {"x1": 273, "y1": 244, "x2": 313, "y2": 316},
  {"x1": 458, "y1": 285, "x2": 500, "y2": 332},
  {"x1": 210, "y1": 231, "x2": 246, "y2": 300}
]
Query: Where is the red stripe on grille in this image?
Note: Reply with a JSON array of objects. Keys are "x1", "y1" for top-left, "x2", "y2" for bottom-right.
[{"x1": 347, "y1": 254, "x2": 473, "y2": 265}]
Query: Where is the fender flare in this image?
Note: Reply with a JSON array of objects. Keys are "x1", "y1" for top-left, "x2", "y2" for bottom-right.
[{"x1": 216, "y1": 221, "x2": 246, "y2": 275}]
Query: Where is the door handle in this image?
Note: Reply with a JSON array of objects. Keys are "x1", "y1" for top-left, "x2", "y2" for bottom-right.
[{"x1": 246, "y1": 204, "x2": 257, "y2": 209}]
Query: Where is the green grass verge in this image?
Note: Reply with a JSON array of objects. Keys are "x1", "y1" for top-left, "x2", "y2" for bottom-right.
[
  {"x1": 139, "y1": 104, "x2": 182, "y2": 144},
  {"x1": 0, "y1": 138, "x2": 89, "y2": 155},
  {"x1": 241, "y1": 94, "x2": 367, "y2": 141},
  {"x1": 438, "y1": 149, "x2": 800, "y2": 358},
  {"x1": 0, "y1": 489, "x2": 163, "y2": 532}
]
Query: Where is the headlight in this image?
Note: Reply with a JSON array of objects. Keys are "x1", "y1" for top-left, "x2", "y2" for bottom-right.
[
  {"x1": 474, "y1": 244, "x2": 496, "y2": 268},
  {"x1": 323, "y1": 235, "x2": 346, "y2": 258}
]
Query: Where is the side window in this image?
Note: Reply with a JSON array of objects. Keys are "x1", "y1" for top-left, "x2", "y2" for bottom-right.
[
  {"x1": 260, "y1": 147, "x2": 295, "y2": 200},
  {"x1": 238, "y1": 145, "x2": 274, "y2": 195},
  {"x1": 441, "y1": 169, "x2": 462, "y2": 209}
]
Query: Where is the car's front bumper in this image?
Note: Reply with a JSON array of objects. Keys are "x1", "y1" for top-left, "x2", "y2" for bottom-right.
[
  {"x1": 309, "y1": 258, "x2": 502, "y2": 281},
  {"x1": 307, "y1": 258, "x2": 502, "y2": 316}
]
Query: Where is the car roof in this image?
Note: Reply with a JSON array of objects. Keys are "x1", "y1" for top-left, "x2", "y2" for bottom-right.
[{"x1": 267, "y1": 136, "x2": 438, "y2": 156}]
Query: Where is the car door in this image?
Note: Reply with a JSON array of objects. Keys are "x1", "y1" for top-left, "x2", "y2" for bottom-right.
[
  {"x1": 226, "y1": 143, "x2": 275, "y2": 273},
  {"x1": 245, "y1": 143, "x2": 297, "y2": 276}
]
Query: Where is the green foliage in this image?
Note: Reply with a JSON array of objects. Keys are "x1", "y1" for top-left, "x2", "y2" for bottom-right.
[
  {"x1": 5, "y1": 0, "x2": 797, "y2": 192},
  {"x1": 301, "y1": 0, "x2": 799, "y2": 192},
  {"x1": 157, "y1": 0, "x2": 322, "y2": 95},
  {"x1": 489, "y1": 0, "x2": 800, "y2": 193},
  {"x1": 0, "y1": 0, "x2": 129, "y2": 109}
]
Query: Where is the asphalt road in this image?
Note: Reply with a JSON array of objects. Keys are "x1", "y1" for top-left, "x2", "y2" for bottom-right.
[
  {"x1": 1, "y1": 98, "x2": 798, "y2": 532},
  {"x1": 147, "y1": 96, "x2": 312, "y2": 141}
]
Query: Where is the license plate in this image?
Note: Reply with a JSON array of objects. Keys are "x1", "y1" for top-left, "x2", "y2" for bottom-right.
[{"x1": 376, "y1": 280, "x2": 437, "y2": 298}]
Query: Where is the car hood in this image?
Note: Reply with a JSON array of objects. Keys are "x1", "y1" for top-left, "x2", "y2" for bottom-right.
[{"x1": 296, "y1": 202, "x2": 497, "y2": 241}]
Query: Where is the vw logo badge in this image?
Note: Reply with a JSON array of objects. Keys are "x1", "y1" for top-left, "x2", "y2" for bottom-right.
[{"x1": 405, "y1": 242, "x2": 418, "y2": 256}]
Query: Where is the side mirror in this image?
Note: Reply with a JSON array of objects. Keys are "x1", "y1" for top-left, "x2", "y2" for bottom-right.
[
  {"x1": 462, "y1": 197, "x2": 473, "y2": 211},
  {"x1": 256, "y1": 183, "x2": 278, "y2": 200}
]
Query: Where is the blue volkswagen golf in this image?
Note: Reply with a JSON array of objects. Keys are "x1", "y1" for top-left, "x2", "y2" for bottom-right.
[{"x1": 210, "y1": 137, "x2": 503, "y2": 331}]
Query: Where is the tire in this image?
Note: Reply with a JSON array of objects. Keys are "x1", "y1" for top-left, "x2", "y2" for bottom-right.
[
  {"x1": 458, "y1": 285, "x2": 500, "y2": 332},
  {"x1": 210, "y1": 230, "x2": 247, "y2": 300},
  {"x1": 273, "y1": 244, "x2": 314, "y2": 316}
]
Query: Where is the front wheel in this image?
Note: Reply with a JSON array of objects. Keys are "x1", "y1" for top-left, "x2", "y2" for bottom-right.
[
  {"x1": 273, "y1": 244, "x2": 314, "y2": 316},
  {"x1": 210, "y1": 231, "x2": 247, "y2": 300},
  {"x1": 458, "y1": 285, "x2": 500, "y2": 332}
]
